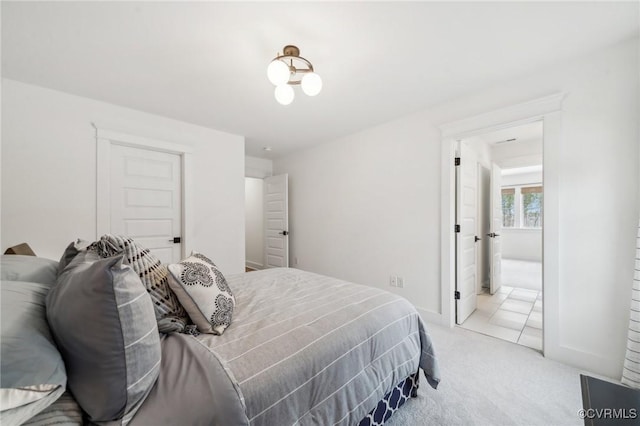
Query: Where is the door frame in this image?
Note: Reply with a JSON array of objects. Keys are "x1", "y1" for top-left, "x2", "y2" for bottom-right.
[
  {"x1": 96, "y1": 127, "x2": 193, "y2": 259},
  {"x1": 439, "y1": 93, "x2": 565, "y2": 357}
]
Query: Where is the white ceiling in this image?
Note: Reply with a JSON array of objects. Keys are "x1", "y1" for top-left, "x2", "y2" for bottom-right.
[{"x1": 2, "y1": 2, "x2": 638, "y2": 159}]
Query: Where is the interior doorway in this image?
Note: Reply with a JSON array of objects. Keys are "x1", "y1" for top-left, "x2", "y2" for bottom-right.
[
  {"x1": 454, "y1": 121, "x2": 544, "y2": 351},
  {"x1": 440, "y1": 93, "x2": 564, "y2": 359},
  {"x1": 245, "y1": 177, "x2": 265, "y2": 271},
  {"x1": 244, "y1": 174, "x2": 290, "y2": 271}
]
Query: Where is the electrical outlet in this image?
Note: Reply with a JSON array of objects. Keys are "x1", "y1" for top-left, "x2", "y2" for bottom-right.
[
  {"x1": 396, "y1": 277, "x2": 404, "y2": 288},
  {"x1": 389, "y1": 276, "x2": 397, "y2": 287}
]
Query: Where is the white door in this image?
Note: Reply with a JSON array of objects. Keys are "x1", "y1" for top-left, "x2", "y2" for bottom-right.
[
  {"x1": 264, "y1": 174, "x2": 289, "y2": 268},
  {"x1": 489, "y1": 163, "x2": 503, "y2": 294},
  {"x1": 455, "y1": 143, "x2": 479, "y2": 325},
  {"x1": 110, "y1": 144, "x2": 182, "y2": 264}
]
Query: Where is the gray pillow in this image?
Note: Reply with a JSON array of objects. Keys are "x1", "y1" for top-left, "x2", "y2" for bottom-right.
[
  {"x1": 46, "y1": 251, "x2": 161, "y2": 424},
  {"x1": 0, "y1": 280, "x2": 66, "y2": 425},
  {"x1": 56, "y1": 239, "x2": 91, "y2": 277},
  {"x1": 0, "y1": 255, "x2": 59, "y2": 286}
]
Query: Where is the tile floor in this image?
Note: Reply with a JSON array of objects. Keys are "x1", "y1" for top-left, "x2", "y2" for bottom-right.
[{"x1": 459, "y1": 259, "x2": 543, "y2": 351}]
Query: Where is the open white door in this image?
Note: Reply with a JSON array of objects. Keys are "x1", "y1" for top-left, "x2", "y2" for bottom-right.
[
  {"x1": 455, "y1": 143, "x2": 479, "y2": 325},
  {"x1": 264, "y1": 174, "x2": 289, "y2": 268},
  {"x1": 489, "y1": 163, "x2": 503, "y2": 294}
]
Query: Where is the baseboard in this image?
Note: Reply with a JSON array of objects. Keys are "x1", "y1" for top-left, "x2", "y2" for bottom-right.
[
  {"x1": 246, "y1": 260, "x2": 263, "y2": 270},
  {"x1": 415, "y1": 307, "x2": 443, "y2": 326},
  {"x1": 546, "y1": 342, "x2": 622, "y2": 381}
]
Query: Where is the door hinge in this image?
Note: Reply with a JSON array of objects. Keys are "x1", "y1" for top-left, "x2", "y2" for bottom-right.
[
  {"x1": 454, "y1": 291, "x2": 461, "y2": 300},
  {"x1": 454, "y1": 157, "x2": 461, "y2": 166},
  {"x1": 172, "y1": 237, "x2": 181, "y2": 244},
  {"x1": 455, "y1": 224, "x2": 460, "y2": 233}
]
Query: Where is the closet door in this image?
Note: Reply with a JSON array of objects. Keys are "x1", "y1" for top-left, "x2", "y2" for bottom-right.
[{"x1": 109, "y1": 144, "x2": 182, "y2": 264}]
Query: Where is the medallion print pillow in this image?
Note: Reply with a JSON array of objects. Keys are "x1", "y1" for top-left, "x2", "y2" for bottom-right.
[{"x1": 166, "y1": 253, "x2": 235, "y2": 335}]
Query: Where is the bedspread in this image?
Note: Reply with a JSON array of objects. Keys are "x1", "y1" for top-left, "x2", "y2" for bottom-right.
[{"x1": 131, "y1": 268, "x2": 439, "y2": 426}]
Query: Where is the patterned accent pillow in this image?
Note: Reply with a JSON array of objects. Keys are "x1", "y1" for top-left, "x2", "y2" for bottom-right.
[
  {"x1": 90, "y1": 235, "x2": 189, "y2": 334},
  {"x1": 166, "y1": 252, "x2": 235, "y2": 335}
]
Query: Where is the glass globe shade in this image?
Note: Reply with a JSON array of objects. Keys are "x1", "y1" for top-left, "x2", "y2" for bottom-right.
[
  {"x1": 267, "y1": 60, "x2": 290, "y2": 86},
  {"x1": 301, "y1": 72, "x2": 322, "y2": 96},
  {"x1": 274, "y1": 84, "x2": 294, "y2": 105}
]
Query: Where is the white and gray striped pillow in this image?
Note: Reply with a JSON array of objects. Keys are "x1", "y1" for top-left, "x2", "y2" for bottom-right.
[{"x1": 46, "y1": 251, "x2": 161, "y2": 424}]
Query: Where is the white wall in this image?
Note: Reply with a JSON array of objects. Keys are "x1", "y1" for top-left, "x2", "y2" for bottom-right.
[
  {"x1": 1, "y1": 79, "x2": 246, "y2": 274},
  {"x1": 274, "y1": 37, "x2": 639, "y2": 378},
  {"x1": 275, "y1": 117, "x2": 442, "y2": 319},
  {"x1": 501, "y1": 229, "x2": 542, "y2": 262},
  {"x1": 245, "y1": 155, "x2": 273, "y2": 179},
  {"x1": 245, "y1": 177, "x2": 264, "y2": 269},
  {"x1": 501, "y1": 170, "x2": 543, "y2": 187}
]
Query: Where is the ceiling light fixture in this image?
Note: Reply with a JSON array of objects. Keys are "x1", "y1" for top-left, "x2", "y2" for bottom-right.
[{"x1": 267, "y1": 45, "x2": 322, "y2": 105}]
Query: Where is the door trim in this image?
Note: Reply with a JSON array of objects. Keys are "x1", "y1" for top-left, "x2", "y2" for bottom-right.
[
  {"x1": 439, "y1": 93, "x2": 566, "y2": 357},
  {"x1": 95, "y1": 127, "x2": 193, "y2": 258}
]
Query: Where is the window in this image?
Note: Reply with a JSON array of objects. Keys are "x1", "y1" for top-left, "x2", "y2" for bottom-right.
[
  {"x1": 501, "y1": 185, "x2": 543, "y2": 229},
  {"x1": 501, "y1": 188, "x2": 515, "y2": 228},
  {"x1": 521, "y1": 186, "x2": 543, "y2": 228}
]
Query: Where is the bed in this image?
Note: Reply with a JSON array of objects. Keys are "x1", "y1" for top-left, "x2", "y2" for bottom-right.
[{"x1": 1, "y1": 249, "x2": 440, "y2": 426}]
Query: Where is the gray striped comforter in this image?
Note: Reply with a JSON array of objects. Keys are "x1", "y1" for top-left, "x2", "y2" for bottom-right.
[
  {"x1": 187, "y1": 268, "x2": 440, "y2": 425},
  {"x1": 26, "y1": 268, "x2": 440, "y2": 426}
]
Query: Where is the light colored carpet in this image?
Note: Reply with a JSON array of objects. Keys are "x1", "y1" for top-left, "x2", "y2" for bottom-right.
[{"x1": 386, "y1": 322, "x2": 584, "y2": 425}]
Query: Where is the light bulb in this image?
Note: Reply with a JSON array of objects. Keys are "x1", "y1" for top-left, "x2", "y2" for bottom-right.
[
  {"x1": 267, "y1": 60, "x2": 290, "y2": 86},
  {"x1": 274, "y1": 84, "x2": 294, "y2": 105},
  {"x1": 301, "y1": 72, "x2": 322, "y2": 96}
]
